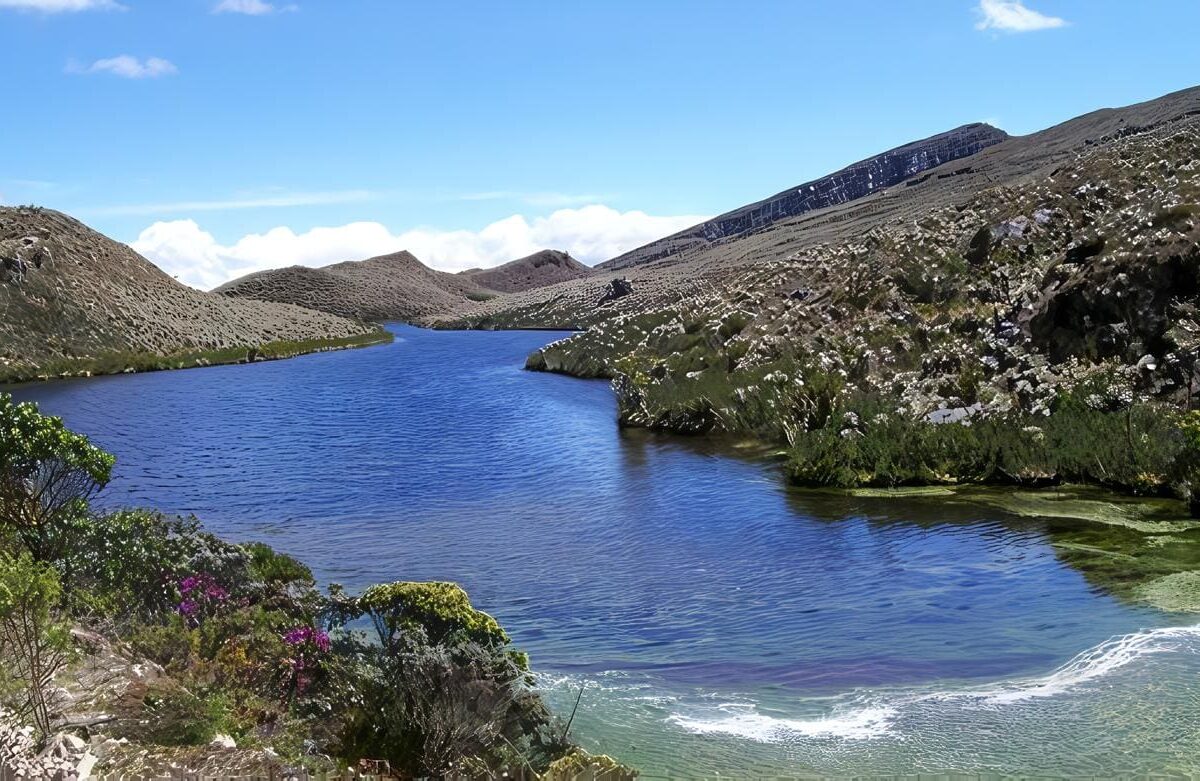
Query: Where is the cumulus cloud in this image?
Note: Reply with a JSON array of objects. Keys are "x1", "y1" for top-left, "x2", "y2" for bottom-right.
[
  {"x1": 975, "y1": 0, "x2": 1066, "y2": 32},
  {"x1": 131, "y1": 205, "x2": 708, "y2": 290},
  {"x1": 68, "y1": 55, "x2": 178, "y2": 79},
  {"x1": 0, "y1": 0, "x2": 124, "y2": 11},
  {"x1": 213, "y1": 0, "x2": 296, "y2": 14}
]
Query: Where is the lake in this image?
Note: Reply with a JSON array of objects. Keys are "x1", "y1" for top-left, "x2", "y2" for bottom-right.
[{"x1": 12, "y1": 324, "x2": 1200, "y2": 777}]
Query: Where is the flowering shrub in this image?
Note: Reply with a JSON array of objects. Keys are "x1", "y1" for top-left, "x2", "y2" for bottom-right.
[
  {"x1": 176, "y1": 573, "x2": 229, "y2": 627},
  {"x1": 281, "y1": 625, "x2": 330, "y2": 699}
]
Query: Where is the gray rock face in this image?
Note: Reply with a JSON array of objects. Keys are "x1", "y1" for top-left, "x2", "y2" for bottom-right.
[
  {"x1": 603, "y1": 123, "x2": 1008, "y2": 269},
  {"x1": 0, "y1": 236, "x2": 51, "y2": 285},
  {"x1": 598, "y1": 277, "x2": 633, "y2": 305}
]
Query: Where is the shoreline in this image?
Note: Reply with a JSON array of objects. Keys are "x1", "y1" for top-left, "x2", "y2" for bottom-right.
[{"x1": 0, "y1": 328, "x2": 394, "y2": 385}]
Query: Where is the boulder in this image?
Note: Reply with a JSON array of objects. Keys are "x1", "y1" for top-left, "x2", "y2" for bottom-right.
[{"x1": 598, "y1": 278, "x2": 633, "y2": 305}]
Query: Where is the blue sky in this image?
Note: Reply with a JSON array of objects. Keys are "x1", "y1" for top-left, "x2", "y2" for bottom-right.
[{"x1": 1, "y1": 0, "x2": 1198, "y2": 288}]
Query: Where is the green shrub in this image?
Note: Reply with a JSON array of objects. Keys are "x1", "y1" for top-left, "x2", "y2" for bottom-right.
[
  {"x1": 352, "y1": 581, "x2": 510, "y2": 650},
  {"x1": 133, "y1": 685, "x2": 233, "y2": 746},
  {"x1": 0, "y1": 552, "x2": 75, "y2": 740},
  {"x1": 66, "y1": 510, "x2": 201, "y2": 624},
  {"x1": 786, "y1": 395, "x2": 1189, "y2": 492},
  {"x1": 0, "y1": 394, "x2": 115, "y2": 562},
  {"x1": 244, "y1": 542, "x2": 314, "y2": 589}
]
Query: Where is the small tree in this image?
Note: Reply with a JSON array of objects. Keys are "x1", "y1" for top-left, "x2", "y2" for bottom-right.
[
  {"x1": 0, "y1": 552, "x2": 74, "y2": 740},
  {"x1": 0, "y1": 394, "x2": 114, "y2": 562}
]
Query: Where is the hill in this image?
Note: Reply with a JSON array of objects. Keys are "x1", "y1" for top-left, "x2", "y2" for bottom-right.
[
  {"x1": 216, "y1": 250, "x2": 493, "y2": 321},
  {"x1": 436, "y1": 86, "x2": 1200, "y2": 500},
  {"x1": 0, "y1": 207, "x2": 384, "y2": 382},
  {"x1": 600, "y1": 122, "x2": 1009, "y2": 270},
  {"x1": 440, "y1": 86, "x2": 1200, "y2": 333},
  {"x1": 461, "y1": 249, "x2": 594, "y2": 293}
]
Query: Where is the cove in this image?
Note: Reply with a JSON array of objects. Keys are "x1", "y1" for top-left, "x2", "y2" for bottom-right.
[{"x1": 11, "y1": 324, "x2": 1200, "y2": 777}]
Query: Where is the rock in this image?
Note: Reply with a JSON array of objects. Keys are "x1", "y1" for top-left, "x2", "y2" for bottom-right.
[
  {"x1": 606, "y1": 123, "x2": 1009, "y2": 267},
  {"x1": 598, "y1": 278, "x2": 633, "y2": 305},
  {"x1": 75, "y1": 751, "x2": 99, "y2": 779},
  {"x1": 964, "y1": 225, "x2": 993, "y2": 265},
  {"x1": 210, "y1": 733, "x2": 236, "y2": 749}
]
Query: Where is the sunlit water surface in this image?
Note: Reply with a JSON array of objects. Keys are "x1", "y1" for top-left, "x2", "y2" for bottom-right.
[{"x1": 13, "y1": 325, "x2": 1200, "y2": 778}]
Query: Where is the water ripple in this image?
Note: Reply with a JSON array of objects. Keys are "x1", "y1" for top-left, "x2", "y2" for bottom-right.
[{"x1": 11, "y1": 324, "x2": 1194, "y2": 777}]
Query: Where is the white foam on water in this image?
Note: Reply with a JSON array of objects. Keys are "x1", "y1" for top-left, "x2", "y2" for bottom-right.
[
  {"x1": 953, "y1": 623, "x2": 1200, "y2": 705},
  {"x1": 670, "y1": 624, "x2": 1200, "y2": 743},
  {"x1": 670, "y1": 703, "x2": 897, "y2": 742}
]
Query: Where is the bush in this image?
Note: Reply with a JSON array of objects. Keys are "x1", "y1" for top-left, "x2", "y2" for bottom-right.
[
  {"x1": 0, "y1": 552, "x2": 74, "y2": 740},
  {"x1": 351, "y1": 581, "x2": 510, "y2": 650},
  {"x1": 245, "y1": 542, "x2": 314, "y2": 589},
  {"x1": 0, "y1": 394, "x2": 114, "y2": 562},
  {"x1": 65, "y1": 510, "x2": 201, "y2": 625},
  {"x1": 132, "y1": 685, "x2": 233, "y2": 746}
]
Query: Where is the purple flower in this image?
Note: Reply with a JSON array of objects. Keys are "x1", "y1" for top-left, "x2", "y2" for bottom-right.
[
  {"x1": 283, "y1": 625, "x2": 330, "y2": 652},
  {"x1": 177, "y1": 599, "x2": 197, "y2": 616}
]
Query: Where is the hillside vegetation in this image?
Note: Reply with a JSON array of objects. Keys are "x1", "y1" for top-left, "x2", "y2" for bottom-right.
[{"x1": 0, "y1": 208, "x2": 388, "y2": 383}]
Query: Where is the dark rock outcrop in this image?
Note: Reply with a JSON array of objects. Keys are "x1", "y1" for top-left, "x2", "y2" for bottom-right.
[
  {"x1": 598, "y1": 278, "x2": 633, "y2": 305},
  {"x1": 602, "y1": 123, "x2": 1008, "y2": 269},
  {"x1": 0, "y1": 236, "x2": 51, "y2": 285}
]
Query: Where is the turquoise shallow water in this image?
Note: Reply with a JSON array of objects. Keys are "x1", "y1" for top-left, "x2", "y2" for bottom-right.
[{"x1": 12, "y1": 325, "x2": 1200, "y2": 777}]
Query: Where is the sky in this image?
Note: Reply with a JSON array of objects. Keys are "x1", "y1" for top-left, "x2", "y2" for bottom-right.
[{"x1": 1, "y1": 0, "x2": 1198, "y2": 290}]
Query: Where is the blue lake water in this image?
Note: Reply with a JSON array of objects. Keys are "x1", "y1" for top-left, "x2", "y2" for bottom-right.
[{"x1": 12, "y1": 324, "x2": 1200, "y2": 777}]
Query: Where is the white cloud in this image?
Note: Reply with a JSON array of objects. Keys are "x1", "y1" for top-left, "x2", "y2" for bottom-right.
[
  {"x1": 213, "y1": 0, "x2": 296, "y2": 14},
  {"x1": 0, "y1": 0, "x2": 124, "y2": 11},
  {"x1": 131, "y1": 205, "x2": 708, "y2": 290},
  {"x1": 975, "y1": 0, "x2": 1066, "y2": 32},
  {"x1": 83, "y1": 190, "x2": 374, "y2": 217},
  {"x1": 69, "y1": 55, "x2": 177, "y2": 79}
]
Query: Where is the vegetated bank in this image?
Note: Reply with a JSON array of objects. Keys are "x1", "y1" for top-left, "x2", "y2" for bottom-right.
[
  {"x1": 0, "y1": 394, "x2": 635, "y2": 779},
  {"x1": 504, "y1": 89, "x2": 1200, "y2": 511}
]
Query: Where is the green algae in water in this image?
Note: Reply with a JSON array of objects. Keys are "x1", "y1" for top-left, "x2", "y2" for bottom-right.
[
  {"x1": 1135, "y1": 571, "x2": 1200, "y2": 613},
  {"x1": 849, "y1": 485, "x2": 960, "y2": 498},
  {"x1": 840, "y1": 484, "x2": 1200, "y2": 613},
  {"x1": 952, "y1": 485, "x2": 1200, "y2": 533}
]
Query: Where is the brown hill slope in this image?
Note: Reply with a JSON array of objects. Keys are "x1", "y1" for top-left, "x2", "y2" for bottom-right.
[
  {"x1": 505, "y1": 85, "x2": 1200, "y2": 458},
  {"x1": 435, "y1": 85, "x2": 1200, "y2": 332},
  {"x1": 216, "y1": 250, "x2": 490, "y2": 321},
  {"x1": 0, "y1": 207, "x2": 382, "y2": 381},
  {"x1": 462, "y1": 250, "x2": 594, "y2": 293}
]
